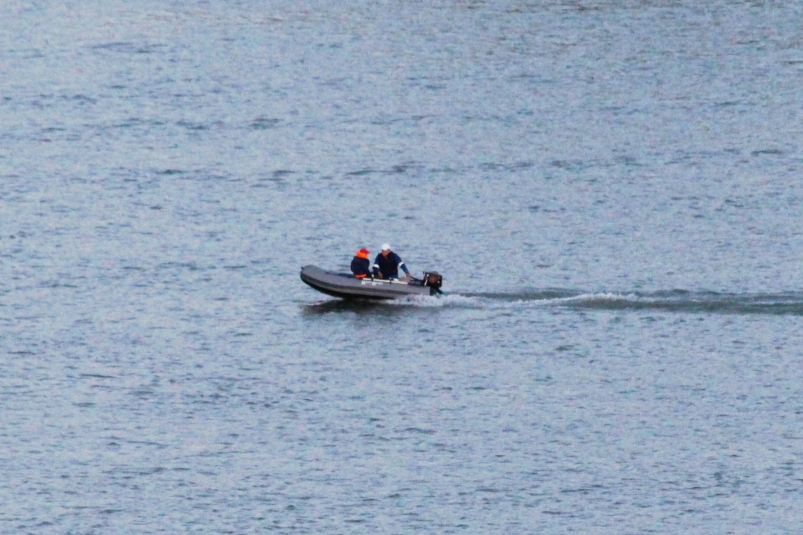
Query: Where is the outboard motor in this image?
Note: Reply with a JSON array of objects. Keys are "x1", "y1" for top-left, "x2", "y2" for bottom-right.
[{"x1": 423, "y1": 272, "x2": 443, "y2": 290}]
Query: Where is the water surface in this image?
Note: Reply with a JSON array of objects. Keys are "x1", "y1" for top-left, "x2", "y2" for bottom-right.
[{"x1": 2, "y1": 1, "x2": 803, "y2": 533}]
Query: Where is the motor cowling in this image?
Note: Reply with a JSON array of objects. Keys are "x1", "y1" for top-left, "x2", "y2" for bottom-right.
[{"x1": 423, "y1": 272, "x2": 442, "y2": 290}]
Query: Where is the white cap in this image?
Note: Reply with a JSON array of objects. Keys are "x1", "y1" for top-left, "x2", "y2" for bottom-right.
[{"x1": 381, "y1": 243, "x2": 391, "y2": 251}]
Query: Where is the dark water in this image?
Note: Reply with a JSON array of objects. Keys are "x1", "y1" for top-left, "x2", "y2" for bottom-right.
[{"x1": 3, "y1": 1, "x2": 803, "y2": 533}]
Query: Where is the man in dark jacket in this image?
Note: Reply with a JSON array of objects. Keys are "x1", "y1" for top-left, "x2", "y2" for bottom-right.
[
  {"x1": 350, "y1": 248, "x2": 372, "y2": 278},
  {"x1": 373, "y1": 243, "x2": 411, "y2": 280}
]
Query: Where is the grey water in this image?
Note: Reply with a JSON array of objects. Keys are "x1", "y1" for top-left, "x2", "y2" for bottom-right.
[{"x1": 2, "y1": 1, "x2": 803, "y2": 533}]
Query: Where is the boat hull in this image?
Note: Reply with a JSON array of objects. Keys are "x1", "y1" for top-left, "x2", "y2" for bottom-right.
[{"x1": 300, "y1": 265, "x2": 436, "y2": 300}]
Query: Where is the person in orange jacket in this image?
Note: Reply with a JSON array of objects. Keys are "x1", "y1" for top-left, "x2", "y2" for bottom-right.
[{"x1": 350, "y1": 248, "x2": 372, "y2": 278}]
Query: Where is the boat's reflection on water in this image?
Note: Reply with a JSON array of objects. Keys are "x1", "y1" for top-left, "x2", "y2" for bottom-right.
[{"x1": 300, "y1": 298, "x2": 416, "y2": 317}]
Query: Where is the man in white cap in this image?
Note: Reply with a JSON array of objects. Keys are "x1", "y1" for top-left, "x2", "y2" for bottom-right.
[{"x1": 372, "y1": 243, "x2": 412, "y2": 280}]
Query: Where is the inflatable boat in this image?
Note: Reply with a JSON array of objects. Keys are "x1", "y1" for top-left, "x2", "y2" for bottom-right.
[{"x1": 300, "y1": 265, "x2": 443, "y2": 300}]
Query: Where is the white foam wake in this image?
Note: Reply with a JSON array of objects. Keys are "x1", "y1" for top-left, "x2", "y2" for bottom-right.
[{"x1": 382, "y1": 293, "x2": 483, "y2": 307}]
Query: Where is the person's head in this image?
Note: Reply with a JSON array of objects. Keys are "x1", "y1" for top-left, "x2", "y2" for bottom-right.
[
  {"x1": 356, "y1": 248, "x2": 370, "y2": 259},
  {"x1": 381, "y1": 243, "x2": 391, "y2": 257}
]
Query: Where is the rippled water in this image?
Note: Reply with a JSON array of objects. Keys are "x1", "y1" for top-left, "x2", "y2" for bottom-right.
[{"x1": 3, "y1": 1, "x2": 803, "y2": 533}]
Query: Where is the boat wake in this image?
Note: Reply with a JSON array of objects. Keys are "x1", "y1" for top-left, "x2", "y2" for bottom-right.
[
  {"x1": 463, "y1": 290, "x2": 803, "y2": 315},
  {"x1": 305, "y1": 290, "x2": 803, "y2": 315}
]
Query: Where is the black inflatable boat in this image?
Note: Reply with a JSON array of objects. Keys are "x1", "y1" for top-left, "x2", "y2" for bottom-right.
[{"x1": 300, "y1": 265, "x2": 443, "y2": 300}]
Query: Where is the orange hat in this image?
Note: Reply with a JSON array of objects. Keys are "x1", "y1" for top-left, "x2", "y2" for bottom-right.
[{"x1": 356, "y1": 248, "x2": 370, "y2": 259}]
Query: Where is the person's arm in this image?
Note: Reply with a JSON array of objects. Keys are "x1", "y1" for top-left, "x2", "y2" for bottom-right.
[{"x1": 397, "y1": 254, "x2": 411, "y2": 277}]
